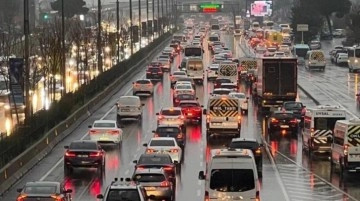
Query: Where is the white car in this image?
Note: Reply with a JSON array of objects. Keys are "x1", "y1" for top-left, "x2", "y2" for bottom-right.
[
  {"x1": 156, "y1": 107, "x2": 185, "y2": 127},
  {"x1": 158, "y1": 58, "x2": 170, "y2": 71},
  {"x1": 278, "y1": 45, "x2": 290, "y2": 54},
  {"x1": 234, "y1": 29, "x2": 242, "y2": 36},
  {"x1": 207, "y1": 64, "x2": 219, "y2": 81},
  {"x1": 211, "y1": 88, "x2": 232, "y2": 96},
  {"x1": 88, "y1": 120, "x2": 123, "y2": 145},
  {"x1": 116, "y1": 96, "x2": 144, "y2": 122},
  {"x1": 173, "y1": 84, "x2": 195, "y2": 97},
  {"x1": 336, "y1": 53, "x2": 348, "y2": 65},
  {"x1": 170, "y1": 71, "x2": 187, "y2": 86},
  {"x1": 273, "y1": 51, "x2": 286, "y2": 57},
  {"x1": 213, "y1": 48, "x2": 223, "y2": 54},
  {"x1": 132, "y1": 79, "x2": 154, "y2": 95},
  {"x1": 143, "y1": 137, "x2": 183, "y2": 163},
  {"x1": 229, "y1": 92, "x2": 249, "y2": 114}
]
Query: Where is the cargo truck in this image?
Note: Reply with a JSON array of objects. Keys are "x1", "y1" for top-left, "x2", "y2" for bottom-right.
[{"x1": 255, "y1": 58, "x2": 297, "y2": 112}]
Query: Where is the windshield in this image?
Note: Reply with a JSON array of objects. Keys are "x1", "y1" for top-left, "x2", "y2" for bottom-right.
[
  {"x1": 314, "y1": 117, "x2": 346, "y2": 130},
  {"x1": 187, "y1": 61, "x2": 203, "y2": 70},
  {"x1": 134, "y1": 174, "x2": 166, "y2": 182},
  {"x1": 184, "y1": 48, "x2": 202, "y2": 57},
  {"x1": 24, "y1": 186, "x2": 57, "y2": 194},
  {"x1": 210, "y1": 169, "x2": 255, "y2": 192},
  {"x1": 175, "y1": 85, "x2": 192, "y2": 90},
  {"x1": 106, "y1": 189, "x2": 141, "y2": 201},
  {"x1": 70, "y1": 141, "x2": 97, "y2": 150},
  {"x1": 161, "y1": 109, "x2": 181, "y2": 116},
  {"x1": 149, "y1": 140, "x2": 175, "y2": 146},
  {"x1": 355, "y1": 49, "x2": 360, "y2": 58},
  {"x1": 93, "y1": 122, "x2": 116, "y2": 128}
]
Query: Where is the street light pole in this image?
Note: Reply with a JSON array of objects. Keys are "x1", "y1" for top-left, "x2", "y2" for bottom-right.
[
  {"x1": 152, "y1": 0, "x2": 155, "y2": 40},
  {"x1": 61, "y1": 0, "x2": 66, "y2": 95},
  {"x1": 97, "y1": 0, "x2": 103, "y2": 73},
  {"x1": 116, "y1": 0, "x2": 120, "y2": 63},
  {"x1": 157, "y1": 0, "x2": 160, "y2": 36},
  {"x1": 165, "y1": 0, "x2": 168, "y2": 31},
  {"x1": 161, "y1": 0, "x2": 163, "y2": 35},
  {"x1": 130, "y1": 0, "x2": 134, "y2": 55},
  {"x1": 24, "y1": 0, "x2": 31, "y2": 123},
  {"x1": 146, "y1": 0, "x2": 149, "y2": 42},
  {"x1": 139, "y1": 0, "x2": 141, "y2": 47}
]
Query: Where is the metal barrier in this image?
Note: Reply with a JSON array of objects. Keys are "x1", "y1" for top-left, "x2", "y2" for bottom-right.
[{"x1": 0, "y1": 35, "x2": 172, "y2": 196}]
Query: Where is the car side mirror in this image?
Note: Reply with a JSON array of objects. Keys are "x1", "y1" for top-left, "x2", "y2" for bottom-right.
[
  {"x1": 115, "y1": 103, "x2": 119, "y2": 107},
  {"x1": 142, "y1": 143, "x2": 148, "y2": 147},
  {"x1": 64, "y1": 145, "x2": 69, "y2": 149},
  {"x1": 203, "y1": 109, "x2": 207, "y2": 115},
  {"x1": 156, "y1": 113, "x2": 159, "y2": 115},
  {"x1": 16, "y1": 188, "x2": 22, "y2": 193},
  {"x1": 356, "y1": 94, "x2": 360, "y2": 96},
  {"x1": 97, "y1": 194, "x2": 104, "y2": 199},
  {"x1": 173, "y1": 160, "x2": 179, "y2": 164},
  {"x1": 198, "y1": 171, "x2": 205, "y2": 180},
  {"x1": 65, "y1": 189, "x2": 73, "y2": 193},
  {"x1": 201, "y1": 105, "x2": 204, "y2": 107},
  {"x1": 133, "y1": 160, "x2": 138, "y2": 164},
  {"x1": 88, "y1": 125, "x2": 92, "y2": 128},
  {"x1": 142, "y1": 103, "x2": 145, "y2": 106}
]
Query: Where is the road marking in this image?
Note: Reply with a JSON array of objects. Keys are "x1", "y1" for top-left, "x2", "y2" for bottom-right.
[
  {"x1": 197, "y1": 189, "x2": 201, "y2": 196},
  {"x1": 76, "y1": 178, "x2": 95, "y2": 198},
  {"x1": 199, "y1": 161, "x2": 203, "y2": 167}
]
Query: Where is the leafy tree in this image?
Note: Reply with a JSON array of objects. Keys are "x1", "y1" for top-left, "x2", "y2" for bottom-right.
[
  {"x1": 290, "y1": 3, "x2": 323, "y2": 44},
  {"x1": 344, "y1": 3, "x2": 360, "y2": 45},
  {"x1": 51, "y1": 0, "x2": 89, "y2": 19}
]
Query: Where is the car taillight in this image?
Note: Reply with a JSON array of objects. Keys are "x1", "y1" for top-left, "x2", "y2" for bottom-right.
[
  {"x1": 175, "y1": 99, "x2": 180, "y2": 102},
  {"x1": 51, "y1": 195, "x2": 63, "y2": 201},
  {"x1": 256, "y1": 191, "x2": 260, "y2": 201},
  {"x1": 154, "y1": 133, "x2": 159, "y2": 137},
  {"x1": 180, "y1": 115, "x2": 185, "y2": 120},
  {"x1": 255, "y1": 148, "x2": 261, "y2": 154},
  {"x1": 108, "y1": 130, "x2": 120, "y2": 135},
  {"x1": 164, "y1": 166, "x2": 173, "y2": 171},
  {"x1": 65, "y1": 151, "x2": 76, "y2": 157},
  {"x1": 133, "y1": 83, "x2": 140, "y2": 86},
  {"x1": 194, "y1": 108, "x2": 201, "y2": 111},
  {"x1": 271, "y1": 118, "x2": 279, "y2": 123},
  {"x1": 89, "y1": 129, "x2": 98, "y2": 134},
  {"x1": 158, "y1": 115, "x2": 164, "y2": 120},
  {"x1": 147, "y1": 149, "x2": 155, "y2": 153},
  {"x1": 344, "y1": 144, "x2": 349, "y2": 155},
  {"x1": 290, "y1": 119, "x2": 298, "y2": 124},
  {"x1": 160, "y1": 180, "x2": 170, "y2": 187},
  {"x1": 146, "y1": 71, "x2": 151, "y2": 74},
  {"x1": 170, "y1": 149, "x2": 179, "y2": 153},
  {"x1": 204, "y1": 191, "x2": 209, "y2": 201},
  {"x1": 237, "y1": 115, "x2": 241, "y2": 121},
  {"x1": 90, "y1": 151, "x2": 102, "y2": 157},
  {"x1": 177, "y1": 133, "x2": 183, "y2": 139},
  {"x1": 17, "y1": 194, "x2": 27, "y2": 201}
]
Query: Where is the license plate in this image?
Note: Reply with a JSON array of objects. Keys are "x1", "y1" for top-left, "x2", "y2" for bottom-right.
[
  {"x1": 152, "y1": 73, "x2": 157, "y2": 75},
  {"x1": 187, "y1": 113, "x2": 193, "y2": 116},
  {"x1": 276, "y1": 101, "x2": 283, "y2": 103},
  {"x1": 144, "y1": 187, "x2": 156, "y2": 191},
  {"x1": 78, "y1": 155, "x2": 88, "y2": 157},
  {"x1": 166, "y1": 118, "x2": 175, "y2": 121},
  {"x1": 121, "y1": 109, "x2": 130, "y2": 112},
  {"x1": 280, "y1": 125, "x2": 289, "y2": 128},
  {"x1": 213, "y1": 123, "x2": 222, "y2": 125},
  {"x1": 100, "y1": 137, "x2": 108, "y2": 140}
]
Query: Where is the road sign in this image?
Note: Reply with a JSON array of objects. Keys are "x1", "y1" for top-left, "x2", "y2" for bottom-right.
[{"x1": 297, "y1": 24, "x2": 308, "y2": 32}]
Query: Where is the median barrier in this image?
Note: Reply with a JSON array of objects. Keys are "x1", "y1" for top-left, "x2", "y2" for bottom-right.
[{"x1": 0, "y1": 32, "x2": 172, "y2": 196}]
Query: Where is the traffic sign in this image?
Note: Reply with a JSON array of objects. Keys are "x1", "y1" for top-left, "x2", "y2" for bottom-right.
[{"x1": 297, "y1": 24, "x2": 308, "y2": 32}]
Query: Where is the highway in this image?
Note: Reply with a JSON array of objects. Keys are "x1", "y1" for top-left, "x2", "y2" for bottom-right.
[{"x1": 2, "y1": 30, "x2": 359, "y2": 201}]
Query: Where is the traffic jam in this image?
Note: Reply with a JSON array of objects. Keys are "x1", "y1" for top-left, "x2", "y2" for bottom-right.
[{"x1": 11, "y1": 13, "x2": 360, "y2": 201}]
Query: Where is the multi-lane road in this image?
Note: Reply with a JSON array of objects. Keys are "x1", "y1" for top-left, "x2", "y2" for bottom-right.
[{"x1": 2, "y1": 29, "x2": 360, "y2": 201}]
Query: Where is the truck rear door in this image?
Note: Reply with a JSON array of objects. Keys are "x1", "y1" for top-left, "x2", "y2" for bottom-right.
[
  {"x1": 280, "y1": 61, "x2": 297, "y2": 95},
  {"x1": 263, "y1": 60, "x2": 280, "y2": 95}
]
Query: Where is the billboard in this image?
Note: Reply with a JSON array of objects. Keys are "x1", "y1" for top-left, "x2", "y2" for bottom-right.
[{"x1": 250, "y1": 1, "x2": 272, "y2": 17}]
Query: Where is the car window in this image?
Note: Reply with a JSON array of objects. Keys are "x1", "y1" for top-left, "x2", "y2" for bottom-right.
[
  {"x1": 118, "y1": 97, "x2": 139, "y2": 106},
  {"x1": 161, "y1": 109, "x2": 181, "y2": 116},
  {"x1": 136, "y1": 80, "x2": 151, "y2": 84},
  {"x1": 157, "y1": 127, "x2": 181, "y2": 133},
  {"x1": 107, "y1": 189, "x2": 141, "y2": 201},
  {"x1": 173, "y1": 72, "x2": 186, "y2": 76},
  {"x1": 221, "y1": 84, "x2": 237, "y2": 89},
  {"x1": 70, "y1": 141, "x2": 97, "y2": 150},
  {"x1": 272, "y1": 113, "x2": 294, "y2": 119},
  {"x1": 148, "y1": 68, "x2": 160, "y2": 72},
  {"x1": 179, "y1": 102, "x2": 199, "y2": 107},
  {"x1": 176, "y1": 85, "x2": 192, "y2": 90},
  {"x1": 284, "y1": 102, "x2": 303, "y2": 109},
  {"x1": 229, "y1": 141, "x2": 258, "y2": 150},
  {"x1": 231, "y1": 94, "x2": 246, "y2": 99},
  {"x1": 210, "y1": 169, "x2": 255, "y2": 192},
  {"x1": 93, "y1": 122, "x2": 116, "y2": 128},
  {"x1": 24, "y1": 186, "x2": 57, "y2": 194},
  {"x1": 213, "y1": 90, "x2": 230, "y2": 95},
  {"x1": 134, "y1": 174, "x2": 166, "y2": 182},
  {"x1": 176, "y1": 94, "x2": 195, "y2": 100},
  {"x1": 216, "y1": 79, "x2": 231, "y2": 83},
  {"x1": 139, "y1": 155, "x2": 172, "y2": 164},
  {"x1": 149, "y1": 140, "x2": 175, "y2": 146}
]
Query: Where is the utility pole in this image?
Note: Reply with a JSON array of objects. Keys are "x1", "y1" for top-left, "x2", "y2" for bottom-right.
[
  {"x1": 24, "y1": 0, "x2": 30, "y2": 123},
  {"x1": 130, "y1": 0, "x2": 134, "y2": 55},
  {"x1": 146, "y1": 0, "x2": 149, "y2": 42},
  {"x1": 139, "y1": 0, "x2": 141, "y2": 46},
  {"x1": 116, "y1": 0, "x2": 120, "y2": 63},
  {"x1": 61, "y1": 0, "x2": 66, "y2": 95},
  {"x1": 165, "y1": 0, "x2": 168, "y2": 31},
  {"x1": 152, "y1": 0, "x2": 155, "y2": 40},
  {"x1": 161, "y1": 0, "x2": 164, "y2": 35},
  {"x1": 97, "y1": 0, "x2": 103, "y2": 73},
  {"x1": 157, "y1": 0, "x2": 160, "y2": 36}
]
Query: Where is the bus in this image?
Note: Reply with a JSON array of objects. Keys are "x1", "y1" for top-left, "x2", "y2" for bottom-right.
[
  {"x1": 184, "y1": 45, "x2": 203, "y2": 58},
  {"x1": 346, "y1": 46, "x2": 360, "y2": 72}
]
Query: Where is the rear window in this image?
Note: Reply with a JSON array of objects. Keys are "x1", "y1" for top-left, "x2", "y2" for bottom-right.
[
  {"x1": 134, "y1": 174, "x2": 166, "y2": 182},
  {"x1": 119, "y1": 97, "x2": 139, "y2": 106},
  {"x1": 211, "y1": 25, "x2": 220, "y2": 30},
  {"x1": 173, "y1": 72, "x2": 186, "y2": 76},
  {"x1": 148, "y1": 67, "x2": 160, "y2": 72},
  {"x1": 272, "y1": 113, "x2": 294, "y2": 119},
  {"x1": 139, "y1": 155, "x2": 172, "y2": 164},
  {"x1": 210, "y1": 169, "x2": 255, "y2": 192},
  {"x1": 209, "y1": 36, "x2": 219, "y2": 42},
  {"x1": 284, "y1": 102, "x2": 303, "y2": 109},
  {"x1": 136, "y1": 80, "x2": 151, "y2": 84},
  {"x1": 210, "y1": 67, "x2": 219, "y2": 71},
  {"x1": 93, "y1": 122, "x2": 116, "y2": 128},
  {"x1": 24, "y1": 186, "x2": 57, "y2": 194},
  {"x1": 213, "y1": 90, "x2": 230, "y2": 95},
  {"x1": 106, "y1": 189, "x2": 141, "y2": 201},
  {"x1": 179, "y1": 102, "x2": 199, "y2": 107},
  {"x1": 70, "y1": 141, "x2": 97, "y2": 150},
  {"x1": 216, "y1": 79, "x2": 231, "y2": 84},
  {"x1": 176, "y1": 94, "x2": 195, "y2": 100},
  {"x1": 229, "y1": 141, "x2": 259, "y2": 150},
  {"x1": 157, "y1": 127, "x2": 181, "y2": 133},
  {"x1": 175, "y1": 85, "x2": 192, "y2": 90},
  {"x1": 150, "y1": 140, "x2": 175, "y2": 146},
  {"x1": 221, "y1": 84, "x2": 237, "y2": 89},
  {"x1": 161, "y1": 109, "x2": 181, "y2": 116}
]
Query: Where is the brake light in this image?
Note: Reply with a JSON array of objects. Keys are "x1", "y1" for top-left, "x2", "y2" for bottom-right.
[
  {"x1": 180, "y1": 115, "x2": 185, "y2": 120},
  {"x1": 146, "y1": 71, "x2": 151, "y2": 74},
  {"x1": 310, "y1": 128, "x2": 314, "y2": 137},
  {"x1": 160, "y1": 180, "x2": 170, "y2": 187},
  {"x1": 65, "y1": 151, "x2": 76, "y2": 157},
  {"x1": 89, "y1": 129, "x2": 98, "y2": 134},
  {"x1": 237, "y1": 115, "x2": 241, "y2": 121},
  {"x1": 108, "y1": 130, "x2": 120, "y2": 135},
  {"x1": 90, "y1": 151, "x2": 102, "y2": 157},
  {"x1": 158, "y1": 115, "x2": 164, "y2": 120},
  {"x1": 205, "y1": 191, "x2": 209, "y2": 201},
  {"x1": 255, "y1": 148, "x2": 261, "y2": 154},
  {"x1": 177, "y1": 134, "x2": 183, "y2": 139},
  {"x1": 175, "y1": 99, "x2": 180, "y2": 102},
  {"x1": 51, "y1": 195, "x2": 62, "y2": 201},
  {"x1": 170, "y1": 149, "x2": 179, "y2": 153},
  {"x1": 16, "y1": 194, "x2": 27, "y2": 201},
  {"x1": 164, "y1": 166, "x2": 173, "y2": 171},
  {"x1": 271, "y1": 118, "x2": 279, "y2": 123},
  {"x1": 154, "y1": 133, "x2": 159, "y2": 137},
  {"x1": 147, "y1": 149, "x2": 155, "y2": 153},
  {"x1": 256, "y1": 191, "x2": 260, "y2": 201},
  {"x1": 344, "y1": 144, "x2": 349, "y2": 155},
  {"x1": 290, "y1": 119, "x2": 298, "y2": 124}
]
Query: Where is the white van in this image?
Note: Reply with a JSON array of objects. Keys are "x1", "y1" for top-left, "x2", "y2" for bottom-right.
[
  {"x1": 116, "y1": 96, "x2": 144, "y2": 122},
  {"x1": 331, "y1": 118, "x2": 360, "y2": 174},
  {"x1": 198, "y1": 148, "x2": 260, "y2": 201},
  {"x1": 304, "y1": 50, "x2": 326, "y2": 71}
]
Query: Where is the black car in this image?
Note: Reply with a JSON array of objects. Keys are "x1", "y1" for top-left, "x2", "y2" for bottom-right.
[
  {"x1": 64, "y1": 140, "x2": 105, "y2": 175},
  {"x1": 146, "y1": 66, "x2": 164, "y2": 81},
  {"x1": 214, "y1": 78, "x2": 232, "y2": 89},
  {"x1": 133, "y1": 153, "x2": 178, "y2": 179},
  {"x1": 281, "y1": 101, "x2": 305, "y2": 119},
  {"x1": 153, "y1": 124, "x2": 186, "y2": 148},
  {"x1": 173, "y1": 94, "x2": 197, "y2": 106},
  {"x1": 268, "y1": 111, "x2": 299, "y2": 139},
  {"x1": 228, "y1": 138, "x2": 263, "y2": 177},
  {"x1": 16, "y1": 181, "x2": 72, "y2": 201}
]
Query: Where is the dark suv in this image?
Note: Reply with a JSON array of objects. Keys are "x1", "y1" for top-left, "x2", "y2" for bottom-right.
[
  {"x1": 153, "y1": 124, "x2": 186, "y2": 148},
  {"x1": 214, "y1": 78, "x2": 232, "y2": 89},
  {"x1": 16, "y1": 181, "x2": 72, "y2": 201},
  {"x1": 146, "y1": 66, "x2": 163, "y2": 80}
]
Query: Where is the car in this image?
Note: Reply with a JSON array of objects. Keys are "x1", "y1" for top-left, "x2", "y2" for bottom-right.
[
  {"x1": 88, "y1": 120, "x2": 123, "y2": 146},
  {"x1": 178, "y1": 100, "x2": 203, "y2": 123},
  {"x1": 162, "y1": 47, "x2": 175, "y2": 60},
  {"x1": 16, "y1": 181, "x2": 72, "y2": 201},
  {"x1": 63, "y1": 140, "x2": 105, "y2": 175},
  {"x1": 192, "y1": 41, "x2": 201, "y2": 46},
  {"x1": 229, "y1": 92, "x2": 249, "y2": 114},
  {"x1": 146, "y1": 66, "x2": 164, "y2": 81},
  {"x1": 157, "y1": 58, "x2": 171, "y2": 72},
  {"x1": 97, "y1": 177, "x2": 148, "y2": 201},
  {"x1": 173, "y1": 94, "x2": 197, "y2": 106},
  {"x1": 336, "y1": 53, "x2": 348, "y2": 66},
  {"x1": 220, "y1": 50, "x2": 233, "y2": 58},
  {"x1": 153, "y1": 124, "x2": 186, "y2": 148},
  {"x1": 267, "y1": 111, "x2": 299, "y2": 139},
  {"x1": 234, "y1": 29, "x2": 242, "y2": 36},
  {"x1": 273, "y1": 51, "x2": 286, "y2": 57},
  {"x1": 170, "y1": 71, "x2": 187, "y2": 87},
  {"x1": 309, "y1": 40, "x2": 321, "y2": 50},
  {"x1": 132, "y1": 79, "x2": 154, "y2": 95},
  {"x1": 143, "y1": 137, "x2": 183, "y2": 163},
  {"x1": 219, "y1": 83, "x2": 238, "y2": 91},
  {"x1": 333, "y1": 29, "x2": 345, "y2": 38},
  {"x1": 281, "y1": 101, "x2": 305, "y2": 120},
  {"x1": 177, "y1": 77, "x2": 196, "y2": 88},
  {"x1": 132, "y1": 168, "x2": 175, "y2": 201},
  {"x1": 264, "y1": 47, "x2": 277, "y2": 57},
  {"x1": 156, "y1": 107, "x2": 185, "y2": 130},
  {"x1": 212, "y1": 47, "x2": 223, "y2": 55},
  {"x1": 211, "y1": 88, "x2": 232, "y2": 96},
  {"x1": 228, "y1": 138, "x2": 263, "y2": 177},
  {"x1": 278, "y1": 45, "x2": 290, "y2": 54},
  {"x1": 116, "y1": 96, "x2": 144, "y2": 122},
  {"x1": 206, "y1": 63, "x2": 219, "y2": 81},
  {"x1": 159, "y1": 54, "x2": 173, "y2": 63},
  {"x1": 173, "y1": 83, "x2": 195, "y2": 97},
  {"x1": 214, "y1": 78, "x2": 232, "y2": 89},
  {"x1": 212, "y1": 55, "x2": 226, "y2": 63}
]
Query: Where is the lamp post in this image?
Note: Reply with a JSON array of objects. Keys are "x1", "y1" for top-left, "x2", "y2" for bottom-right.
[
  {"x1": 165, "y1": 0, "x2": 168, "y2": 32},
  {"x1": 139, "y1": 0, "x2": 141, "y2": 48},
  {"x1": 116, "y1": 0, "x2": 120, "y2": 64},
  {"x1": 97, "y1": 0, "x2": 103, "y2": 73},
  {"x1": 61, "y1": 0, "x2": 66, "y2": 96},
  {"x1": 24, "y1": 0, "x2": 30, "y2": 124},
  {"x1": 130, "y1": 0, "x2": 134, "y2": 55},
  {"x1": 161, "y1": 0, "x2": 164, "y2": 35},
  {"x1": 146, "y1": 0, "x2": 149, "y2": 42},
  {"x1": 152, "y1": 0, "x2": 155, "y2": 40},
  {"x1": 157, "y1": 0, "x2": 160, "y2": 37}
]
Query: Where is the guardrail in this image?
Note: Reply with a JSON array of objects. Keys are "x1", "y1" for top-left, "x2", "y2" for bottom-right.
[{"x1": 0, "y1": 33, "x2": 172, "y2": 196}]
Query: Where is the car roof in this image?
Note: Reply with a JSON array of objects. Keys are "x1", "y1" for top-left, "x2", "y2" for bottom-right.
[
  {"x1": 179, "y1": 100, "x2": 199, "y2": 104},
  {"x1": 25, "y1": 181, "x2": 60, "y2": 187},
  {"x1": 157, "y1": 124, "x2": 181, "y2": 128},
  {"x1": 220, "y1": 83, "x2": 236, "y2": 85},
  {"x1": 93, "y1": 120, "x2": 117, "y2": 124},
  {"x1": 136, "y1": 79, "x2": 152, "y2": 82},
  {"x1": 161, "y1": 107, "x2": 182, "y2": 111},
  {"x1": 134, "y1": 168, "x2": 166, "y2": 174},
  {"x1": 231, "y1": 138, "x2": 258, "y2": 143},
  {"x1": 150, "y1": 137, "x2": 176, "y2": 141}
]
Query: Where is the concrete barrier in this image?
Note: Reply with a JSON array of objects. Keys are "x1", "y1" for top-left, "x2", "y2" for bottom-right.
[{"x1": 0, "y1": 35, "x2": 172, "y2": 196}]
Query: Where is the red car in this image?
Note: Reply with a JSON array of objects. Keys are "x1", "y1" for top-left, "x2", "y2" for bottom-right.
[{"x1": 178, "y1": 100, "x2": 203, "y2": 123}]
